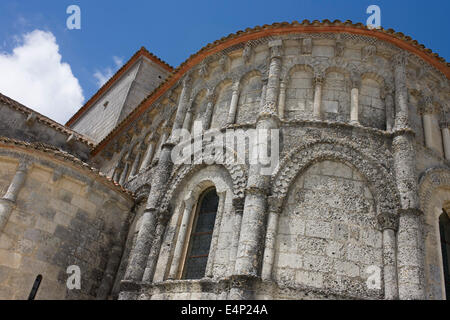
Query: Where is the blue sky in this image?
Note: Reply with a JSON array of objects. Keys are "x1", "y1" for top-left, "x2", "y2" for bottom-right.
[{"x1": 0, "y1": 0, "x2": 449, "y2": 123}]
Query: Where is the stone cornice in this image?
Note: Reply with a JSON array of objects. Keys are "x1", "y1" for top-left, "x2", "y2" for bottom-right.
[{"x1": 92, "y1": 20, "x2": 450, "y2": 157}]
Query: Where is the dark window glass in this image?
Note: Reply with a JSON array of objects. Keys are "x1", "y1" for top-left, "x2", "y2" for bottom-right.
[
  {"x1": 439, "y1": 211, "x2": 450, "y2": 300},
  {"x1": 183, "y1": 188, "x2": 219, "y2": 280}
]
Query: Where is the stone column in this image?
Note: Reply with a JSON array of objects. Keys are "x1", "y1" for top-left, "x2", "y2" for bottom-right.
[
  {"x1": 278, "y1": 81, "x2": 287, "y2": 119},
  {"x1": 350, "y1": 74, "x2": 361, "y2": 125},
  {"x1": 420, "y1": 96, "x2": 444, "y2": 155},
  {"x1": 261, "y1": 196, "x2": 282, "y2": 281},
  {"x1": 142, "y1": 212, "x2": 170, "y2": 282},
  {"x1": 118, "y1": 161, "x2": 130, "y2": 186},
  {"x1": 172, "y1": 74, "x2": 193, "y2": 141},
  {"x1": 128, "y1": 150, "x2": 141, "y2": 179},
  {"x1": 313, "y1": 74, "x2": 324, "y2": 120},
  {"x1": 202, "y1": 89, "x2": 216, "y2": 131},
  {"x1": 227, "y1": 82, "x2": 240, "y2": 125},
  {"x1": 122, "y1": 137, "x2": 176, "y2": 283},
  {"x1": 139, "y1": 138, "x2": 156, "y2": 173},
  {"x1": 377, "y1": 212, "x2": 399, "y2": 300},
  {"x1": 391, "y1": 53, "x2": 425, "y2": 300},
  {"x1": 112, "y1": 167, "x2": 122, "y2": 183},
  {"x1": 168, "y1": 198, "x2": 195, "y2": 279},
  {"x1": 440, "y1": 121, "x2": 450, "y2": 160},
  {"x1": 122, "y1": 77, "x2": 191, "y2": 284},
  {"x1": 382, "y1": 86, "x2": 395, "y2": 132},
  {"x1": 182, "y1": 102, "x2": 194, "y2": 131},
  {"x1": 205, "y1": 192, "x2": 226, "y2": 278},
  {"x1": 232, "y1": 40, "x2": 282, "y2": 297},
  {"x1": 228, "y1": 198, "x2": 244, "y2": 275},
  {"x1": 0, "y1": 162, "x2": 27, "y2": 232},
  {"x1": 153, "y1": 129, "x2": 170, "y2": 166}
]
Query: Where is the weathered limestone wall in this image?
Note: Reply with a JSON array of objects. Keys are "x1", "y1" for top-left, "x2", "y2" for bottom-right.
[
  {"x1": 0, "y1": 142, "x2": 133, "y2": 300},
  {"x1": 92, "y1": 31, "x2": 449, "y2": 300},
  {"x1": 273, "y1": 161, "x2": 381, "y2": 299}
]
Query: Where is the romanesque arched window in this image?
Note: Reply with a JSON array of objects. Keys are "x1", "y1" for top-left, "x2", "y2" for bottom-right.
[
  {"x1": 182, "y1": 188, "x2": 219, "y2": 279},
  {"x1": 439, "y1": 210, "x2": 450, "y2": 300}
]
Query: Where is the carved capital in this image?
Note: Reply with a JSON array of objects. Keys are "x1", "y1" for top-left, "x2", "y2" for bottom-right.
[
  {"x1": 391, "y1": 53, "x2": 407, "y2": 69},
  {"x1": 398, "y1": 208, "x2": 424, "y2": 217},
  {"x1": 230, "y1": 275, "x2": 256, "y2": 290},
  {"x1": 377, "y1": 212, "x2": 399, "y2": 231},
  {"x1": 268, "y1": 39, "x2": 283, "y2": 59},
  {"x1": 268, "y1": 196, "x2": 283, "y2": 214},
  {"x1": 313, "y1": 73, "x2": 324, "y2": 86}
]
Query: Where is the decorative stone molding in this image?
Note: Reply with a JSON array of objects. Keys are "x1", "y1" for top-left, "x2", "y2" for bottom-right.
[
  {"x1": 272, "y1": 139, "x2": 400, "y2": 216},
  {"x1": 159, "y1": 162, "x2": 247, "y2": 213},
  {"x1": 419, "y1": 167, "x2": 450, "y2": 214}
]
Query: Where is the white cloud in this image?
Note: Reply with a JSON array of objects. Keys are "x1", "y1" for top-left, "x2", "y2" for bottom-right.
[
  {"x1": 0, "y1": 29, "x2": 84, "y2": 124},
  {"x1": 93, "y1": 56, "x2": 123, "y2": 88}
]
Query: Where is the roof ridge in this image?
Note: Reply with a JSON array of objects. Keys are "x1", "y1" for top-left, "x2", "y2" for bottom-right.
[
  {"x1": 0, "y1": 92, "x2": 95, "y2": 147},
  {"x1": 65, "y1": 46, "x2": 173, "y2": 127}
]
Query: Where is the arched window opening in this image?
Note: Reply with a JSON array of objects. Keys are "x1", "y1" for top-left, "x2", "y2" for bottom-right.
[
  {"x1": 182, "y1": 188, "x2": 219, "y2": 280},
  {"x1": 439, "y1": 210, "x2": 450, "y2": 300}
]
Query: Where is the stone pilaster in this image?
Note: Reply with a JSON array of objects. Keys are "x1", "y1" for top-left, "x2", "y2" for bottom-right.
[
  {"x1": 118, "y1": 161, "x2": 129, "y2": 186},
  {"x1": 392, "y1": 53, "x2": 409, "y2": 130},
  {"x1": 168, "y1": 198, "x2": 195, "y2": 279},
  {"x1": 228, "y1": 197, "x2": 244, "y2": 276},
  {"x1": 122, "y1": 138, "x2": 175, "y2": 284},
  {"x1": 172, "y1": 74, "x2": 193, "y2": 141},
  {"x1": 350, "y1": 73, "x2": 361, "y2": 125},
  {"x1": 313, "y1": 73, "x2": 324, "y2": 120},
  {"x1": 382, "y1": 86, "x2": 395, "y2": 132},
  {"x1": 278, "y1": 81, "x2": 287, "y2": 119},
  {"x1": 233, "y1": 40, "x2": 282, "y2": 292},
  {"x1": 139, "y1": 136, "x2": 156, "y2": 173},
  {"x1": 142, "y1": 211, "x2": 170, "y2": 282},
  {"x1": 227, "y1": 81, "x2": 240, "y2": 125},
  {"x1": 440, "y1": 121, "x2": 450, "y2": 160},
  {"x1": 128, "y1": 150, "x2": 141, "y2": 179},
  {"x1": 261, "y1": 196, "x2": 283, "y2": 281},
  {"x1": 202, "y1": 89, "x2": 216, "y2": 131},
  {"x1": 419, "y1": 96, "x2": 443, "y2": 155},
  {"x1": 0, "y1": 162, "x2": 28, "y2": 232}
]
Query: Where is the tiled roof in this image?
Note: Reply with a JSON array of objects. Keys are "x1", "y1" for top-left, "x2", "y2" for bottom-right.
[
  {"x1": 89, "y1": 20, "x2": 450, "y2": 156},
  {"x1": 65, "y1": 47, "x2": 174, "y2": 127},
  {"x1": 0, "y1": 136, "x2": 134, "y2": 199},
  {"x1": 0, "y1": 93, "x2": 95, "y2": 148}
]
